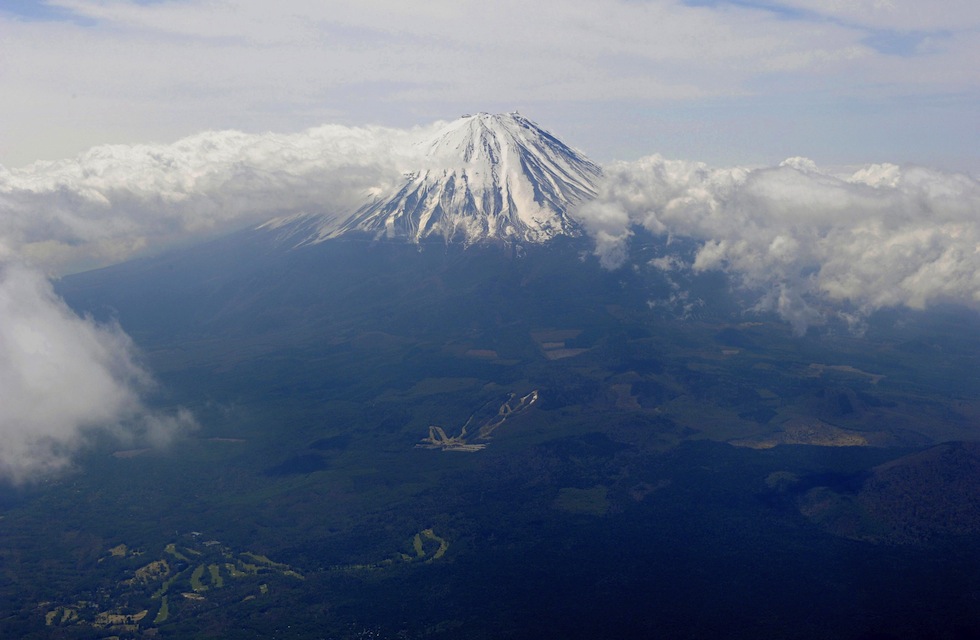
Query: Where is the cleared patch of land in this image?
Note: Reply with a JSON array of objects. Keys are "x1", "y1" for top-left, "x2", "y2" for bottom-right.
[
  {"x1": 40, "y1": 536, "x2": 303, "y2": 635},
  {"x1": 730, "y1": 418, "x2": 882, "y2": 449},
  {"x1": 807, "y1": 363, "x2": 884, "y2": 385},
  {"x1": 531, "y1": 329, "x2": 588, "y2": 360},
  {"x1": 336, "y1": 529, "x2": 449, "y2": 571},
  {"x1": 417, "y1": 390, "x2": 539, "y2": 451}
]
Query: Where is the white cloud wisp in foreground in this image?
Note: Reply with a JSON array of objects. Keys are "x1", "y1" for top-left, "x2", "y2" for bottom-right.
[
  {"x1": 0, "y1": 263, "x2": 196, "y2": 483},
  {"x1": 578, "y1": 156, "x2": 980, "y2": 332}
]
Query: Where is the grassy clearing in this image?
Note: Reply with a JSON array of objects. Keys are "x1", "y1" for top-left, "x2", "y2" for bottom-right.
[
  {"x1": 208, "y1": 564, "x2": 224, "y2": 588},
  {"x1": 154, "y1": 596, "x2": 169, "y2": 624},
  {"x1": 421, "y1": 529, "x2": 449, "y2": 562},
  {"x1": 190, "y1": 565, "x2": 208, "y2": 592},
  {"x1": 410, "y1": 529, "x2": 448, "y2": 562},
  {"x1": 94, "y1": 609, "x2": 147, "y2": 627},
  {"x1": 165, "y1": 543, "x2": 189, "y2": 562},
  {"x1": 336, "y1": 529, "x2": 449, "y2": 572},
  {"x1": 242, "y1": 552, "x2": 284, "y2": 568},
  {"x1": 44, "y1": 607, "x2": 79, "y2": 626},
  {"x1": 133, "y1": 560, "x2": 170, "y2": 584},
  {"x1": 153, "y1": 575, "x2": 178, "y2": 599},
  {"x1": 35, "y1": 537, "x2": 307, "y2": 635}
]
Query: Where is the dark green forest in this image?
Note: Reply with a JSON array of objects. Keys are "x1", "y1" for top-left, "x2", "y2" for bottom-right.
[{"x1": 3, "y1": 235, "x2": 980, "y2": 639}]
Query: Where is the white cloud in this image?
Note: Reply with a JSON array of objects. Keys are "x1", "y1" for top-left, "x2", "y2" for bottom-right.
[
  {"x1": 578, "y1": 155, "x2": 980, "y2": 331},
  {"x1": 1, "y1": 124, "x2": 425, "y2": 274},
  {"x1": 3, "y1": 105, "x2": 977, "y2": 334},
  {"x1": 0, "y1": 263, "x2": 196, "y2": 483},
  {"x1": 1, "y1": 1, "x2": 976, "y2": 168}
]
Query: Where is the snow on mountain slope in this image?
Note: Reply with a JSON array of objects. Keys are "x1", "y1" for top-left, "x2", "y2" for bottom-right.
[{"x1": 296, "y1": 112, "x2": 602, "y2": 244}]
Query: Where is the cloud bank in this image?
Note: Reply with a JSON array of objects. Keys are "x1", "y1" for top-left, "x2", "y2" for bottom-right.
[
  {"x1": 0, "y1": 124, "x2": 424, "y2": 275},
  {"x1": 578, "y1": 156, "x2": 980, "y2": 331},
  {"x1": 0, "y1": 118, "x2": 976, "y2": 484},
  {"x1": 3, "y1": 117, "x2": 977, "y2": 336},
  {"x1": 0, "y1": 263, "x2": 196, "y2": 483}
]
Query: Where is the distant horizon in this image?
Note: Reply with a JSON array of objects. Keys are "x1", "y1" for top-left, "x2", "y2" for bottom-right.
[
  {"x1": 3, "y1": 107, "x2": 978, "y2": 177},
  {"x1": 2, "y1": 1, "x2": 977, "y2": 173}
]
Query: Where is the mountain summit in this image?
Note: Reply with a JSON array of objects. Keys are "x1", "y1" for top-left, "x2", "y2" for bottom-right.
[{"x1": 284, "y1": 112, "x2": 601, "y2": 245}]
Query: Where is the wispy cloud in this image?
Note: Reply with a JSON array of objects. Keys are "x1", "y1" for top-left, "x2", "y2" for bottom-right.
[
  {"x1": 0, "y1": 263, "x2": 196, "y2": 483},
  {"x1": 1, "y1": 1, "x2": 975, "y2": 168},
  {"x1": 773, "y1": 0, "x2": 979, "y2": 31}
]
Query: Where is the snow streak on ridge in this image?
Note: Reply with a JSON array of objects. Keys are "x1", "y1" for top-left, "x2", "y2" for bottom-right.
[{"x1": 313, "y1": 112, "x2": 602, "y2": 244}]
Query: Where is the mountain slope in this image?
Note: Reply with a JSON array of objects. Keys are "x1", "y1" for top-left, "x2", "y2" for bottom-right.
[{"x1": 282, "y1": 112, "x2": 601, "y2": 245}]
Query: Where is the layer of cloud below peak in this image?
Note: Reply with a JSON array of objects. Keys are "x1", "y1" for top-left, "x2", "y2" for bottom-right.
[
  {"x1": 0, "y1": 124, "x2": 427, "y2": 275},
  {"x1": 577, "y1": 156, "x2": 980, "y2": 331},
  {"x1": 3, "y1": 119, "x2": 978, "y2": 335}
]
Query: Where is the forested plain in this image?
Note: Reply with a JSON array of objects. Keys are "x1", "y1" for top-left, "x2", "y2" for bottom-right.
[{"x1": 3, "y1": 233, "x2": 980, "y2": 638}]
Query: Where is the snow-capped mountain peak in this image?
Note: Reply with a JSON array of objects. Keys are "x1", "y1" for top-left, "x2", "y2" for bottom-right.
[{"x1": 300, "y1": 112, "x2": 601, "y2": 245}]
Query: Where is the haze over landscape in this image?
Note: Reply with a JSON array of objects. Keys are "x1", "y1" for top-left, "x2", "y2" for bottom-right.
[{"x1": 1, "y1": 1, "x2": 979, "y2": 638}]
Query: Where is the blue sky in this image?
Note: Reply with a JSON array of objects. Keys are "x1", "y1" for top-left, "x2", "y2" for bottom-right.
[{"x1": 0, "y1": 0, "x2": 977, "y2": 171}]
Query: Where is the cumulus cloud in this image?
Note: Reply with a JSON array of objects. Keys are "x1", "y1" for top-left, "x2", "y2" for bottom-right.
[
  {"x1": 0, "y1": 124, "x2": 426, "y2": 274},
  {"x1": 578, "y1": 156, "x2": 980, "y2": 331},
  {"x1": 0, "y1": 263, "x2": 196, "y2": 483}
]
